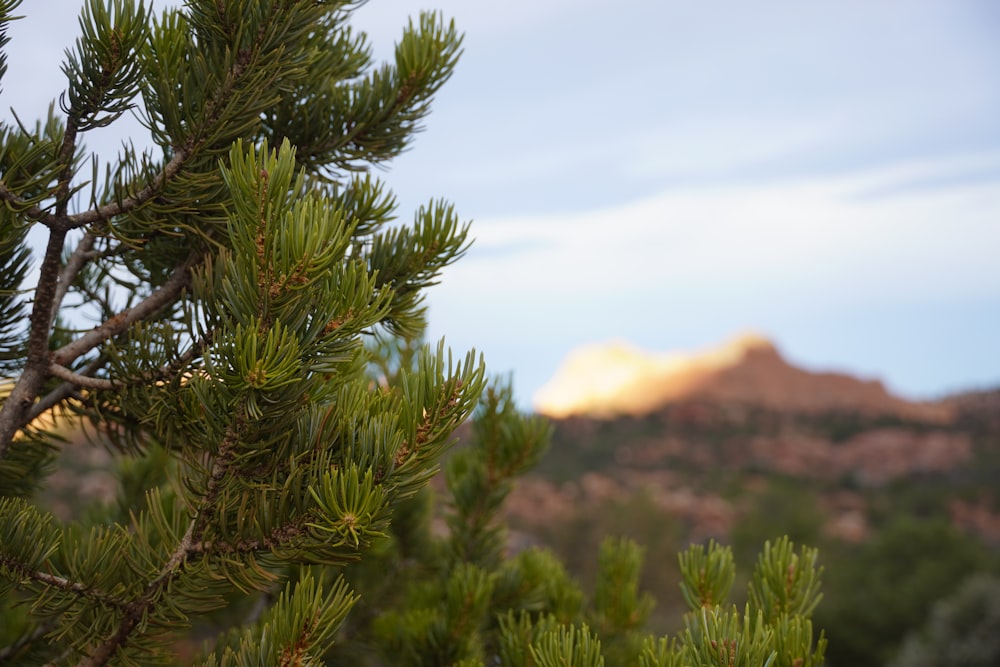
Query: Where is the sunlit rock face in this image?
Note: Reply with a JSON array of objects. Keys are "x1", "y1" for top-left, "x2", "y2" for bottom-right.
[
  {"x1": 533, "y1": 333, "x2": 950, "y2": 421},
  {"x1": 533, "y1": 333, "x2": 768, "y2": 418}
]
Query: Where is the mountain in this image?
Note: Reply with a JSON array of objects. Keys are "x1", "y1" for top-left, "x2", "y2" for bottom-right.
[{"x1": 533, "y1": 333, "x2": 949, "y2": 422}]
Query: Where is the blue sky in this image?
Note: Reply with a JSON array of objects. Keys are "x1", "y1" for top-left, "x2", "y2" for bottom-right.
[{"x1": 5, "y1": 1, "x2": 1000, "y2": 407}]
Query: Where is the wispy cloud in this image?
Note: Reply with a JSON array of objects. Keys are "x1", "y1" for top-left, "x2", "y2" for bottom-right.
[
  {"x1": 426, "y1": 154, "x2": 1000, "y2": 400},
  {"x1": 446, "y1": 155, "x2": 1000, "y2": 301}
]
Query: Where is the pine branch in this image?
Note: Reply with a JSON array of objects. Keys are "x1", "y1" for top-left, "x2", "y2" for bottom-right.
[
  {"x1": 0, "y1": 225, "x2": 71, "y2": 457},
  {"x1": 202, "y1": 521, "x2": 308, "y2": 557},
  {"x1": 50, "y1": 252, "x2": 198, "y2": 368},
  {"x1": 77, "y1": 411, "x2": 243, "y2": 667},
  {"x1": 63, "y1": 150, "x2": 188, "y2": 229},
  {"x1": 10, "y1": 52, "x2": 107, "y2": 223},
  {"x1": 0, "y1": 551, "x2": 129, "y2": 613},
  {"x1": 52, "y1": 113, "x2": 81, "y2": 219},
  {"x1": 0, "y1": 123, "x2": 188, "y2": 455},
  {"x1": 27, "y1": 319, "x2": 209, "y2": 434},
  {"x1": 0, "y1": 3, "x2": 310, "y2": 457},
  {"x1": 11, "y1": 0, "x2": 300, "y2": 234},
  {"x1": 0, "y1": 1, "x2": 347, "y2": 455},
  {"x1": 0, "y1": 181, "x2": 47, "y2": 221},
  {"x1": 0, "y1": 254, "x2": 197, "y2": 455},
  {"x1": 0, "y1": 147, "x2": 188, "y2": 232},
  {"x1": 0, "y1": 2, "x2": 501, "y2": 663},
  {"x1": 33, "y1": 569, "x2": 128, "y2": 613}
]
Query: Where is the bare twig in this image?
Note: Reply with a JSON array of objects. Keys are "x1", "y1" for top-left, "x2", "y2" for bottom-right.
[
  {"x1": 26, "y1": 357, "x2": 104, "y2": 423},
  {"x1": 30, "y1": 570, "x2": 128, "y2": 611},
  {"x1": 76, "y1": 413, "x2": 243, "y2": 667},
  {"x1": 51, "y1": 254, "x2": 198, "y2": 369},
  {"x1": 0, "y1": 255, "x2": 197, "y2": 454},
  {"x1": 64, "y1": 150, "x2": 188, "y2": 229},
  {"x1": 48, "y1": 363, "x2": 116, "y2": 390},
  {"x1": 50, "y1": 231, "x2": 97, "y2": 327}
]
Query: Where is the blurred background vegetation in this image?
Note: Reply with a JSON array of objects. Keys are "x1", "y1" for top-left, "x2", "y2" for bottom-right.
[{"x1": 508, "y1": 391, "x2": 1000, "y2": 667}]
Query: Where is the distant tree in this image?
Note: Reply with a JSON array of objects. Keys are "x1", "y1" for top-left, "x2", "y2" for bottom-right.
[
  {"x1": 730, "y1": 478, "x2": 823, "y2": 568},
  {"x1": 817, "y1": 517, "x2": 990, "y2": 667},
  {"x1": 888, "y1": 573, "x2": 1000, "y2": 667},
  {"x1": 0, "y1": 1, "x2": 830, "y2": 664}
]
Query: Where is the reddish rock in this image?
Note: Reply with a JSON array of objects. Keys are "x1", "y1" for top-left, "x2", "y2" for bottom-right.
[{"x1": 536, "y1": 334, "x2": 953, "y2": 423}]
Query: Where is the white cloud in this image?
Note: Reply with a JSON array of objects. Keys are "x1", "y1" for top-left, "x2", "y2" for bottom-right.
[{"x1": 435, "y1": 153, "x2": 1000, "y2": 308}]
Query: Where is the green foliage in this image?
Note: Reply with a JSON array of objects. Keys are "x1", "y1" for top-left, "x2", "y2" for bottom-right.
[
  {"x1": 729, "y1": 479, "x2": 824, "y2": 567},
  {"x1": 670, "y1": 538, "x2": 826, "y2": 667},
  {"x1": 497, "y1": 612, "x2": 560, "y2": 667},
  {"x1": 199, "y1": 572, "x2": 357, "y2": 667},
  {"x1": 593, "y1": 538, "x2": 656, "y2": 632},
  {"x1": 530, "y1": 624, "x2": 605, "y2": 667},
  {"x1": 817, "y1": 516, "x2": 992, "y2": 667},
  {"x1": 678, "y1": 540, "x2": 736, "y2": 610},
  {"x1": 681, "y1": 606, "x2": 775, "y2": 667},
  {"x1": 445, "y1": 381, "x2": 551, "y2": 568},
  {"x1": 747, "y1": 537, "x2": 823, "y2": 622},
  {"x1": 888, "y1": 573, "x2": 1000, "y2": 667}
]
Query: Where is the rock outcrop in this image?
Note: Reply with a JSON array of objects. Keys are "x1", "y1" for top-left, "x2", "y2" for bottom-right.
[{"x1": 534, "y1": 333, "x2": 950, "y2": 422}]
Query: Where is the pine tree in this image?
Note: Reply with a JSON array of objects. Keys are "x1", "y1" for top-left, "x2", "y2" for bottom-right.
[
  {"x1": 0, "y1": 2, "x2": 829, "y2": 665},
  {"x1": 1, "y1": 0, "x2": 477, "y2": 663}
]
